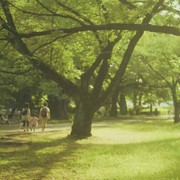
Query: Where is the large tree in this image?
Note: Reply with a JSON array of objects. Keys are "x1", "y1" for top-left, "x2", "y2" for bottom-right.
[{"x1": 0, "y1": 0, "x2": 179, "y2": 138}]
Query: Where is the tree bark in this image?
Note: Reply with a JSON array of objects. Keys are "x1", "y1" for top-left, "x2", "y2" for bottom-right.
[
  {"x1": 119, "y1": 92, "x2": 127, "y2": 115},
  {"x1": 149, "y1": 103, "x2": 153, "y2": 115},
  {"x1": 70, "y1": 98, "x2": 94, "y2": 138},
  {"x1": 174, "y1": 102, "x2": 180, "y2": 123},
  {"x1": 110, "y1": 88, "x2": 119, "y2": 117},
  {"x1": 171, "y1": 85, "x2": 180, "y2": 123},
  {"x1": 20, "y1": 24, "x2": 180, "y2": 38}
]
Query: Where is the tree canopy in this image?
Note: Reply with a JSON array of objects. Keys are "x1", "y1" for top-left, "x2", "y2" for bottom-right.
[{"x1": 0, "y1": 0, "x2": 179, "y2": 138}]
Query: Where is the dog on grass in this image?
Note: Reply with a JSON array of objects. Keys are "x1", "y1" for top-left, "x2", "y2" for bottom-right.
[{"x1": 28, "y1": 116, "x2": 38, "y2": 132}]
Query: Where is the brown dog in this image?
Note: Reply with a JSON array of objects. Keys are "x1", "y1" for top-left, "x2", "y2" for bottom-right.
[{"x1": 28, "y1": 116, "x2": 38, "y2": 132}]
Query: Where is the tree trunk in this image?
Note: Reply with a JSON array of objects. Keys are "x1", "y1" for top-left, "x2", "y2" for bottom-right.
[
  {"x1": 171, "y1": 85, "x2": 180, "y2": 123},
  {"x1": 174, "y1": 102, "x2": 180, "y2": 123},
  {"x1": 149, "y1": 103, "x2": 153, "y2": 115},
  {"x1": 138, "y1": 91, "x2": 142, "y2": 115},
  {"x1": 70, "y1": 98, "x2": 94, "y2": 138},
  {"x1": 110, "y1": 88, "x2": 119, "y2": 117},
  {"x1": 119, "y1": 92, "x2": 127, "y2": 115},
  {"x1": 133, "y1": 92, "x2": 138, "y2": 115}
]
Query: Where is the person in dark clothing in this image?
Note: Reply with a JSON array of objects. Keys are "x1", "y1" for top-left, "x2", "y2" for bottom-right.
[{"x1": 21, "y1": 103, "x2": 31, "y2": 132}]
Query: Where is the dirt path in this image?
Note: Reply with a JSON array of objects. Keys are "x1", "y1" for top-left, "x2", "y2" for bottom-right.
[
  {"x1": 0, "y1": 115, "x2": 172, "y2": 137},
  {"x1": 0, "y1": 122, "x2": 72, "y2": 137}
]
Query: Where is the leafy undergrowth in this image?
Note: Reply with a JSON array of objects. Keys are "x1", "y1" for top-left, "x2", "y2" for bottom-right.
[{"x1": 1, "y1": 119, "x2": 180, "y2": 180}]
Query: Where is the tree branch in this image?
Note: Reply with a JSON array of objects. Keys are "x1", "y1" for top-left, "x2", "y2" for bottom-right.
[
  {"x1": 90, "y1": 36, "x2": 121, "y2": 102},
  {"x1": 54, "y1": 0, "x2": 92, "y2": 25},
  {"x1": 99, "y1": 0, "x2": 166, "y2": 106},
  {"x1": 0, "y1": 68, "x2": 32, "y2": 75},
  {"x1": 54, "y1": 0, "x2": 102, "y2": 44},
  {"x1": 8, "y1": 1, "x2": 85, "y2": 26},
  {"x1": 144, "y1": 62, "x2": 172, "y2": 87},
  {"x1": 32, "y1": 33, "x2": 74, "y2": 53},
  {"x1": 1, "y1": 0, "x2": 17, "y2": 31},
  {"x1": 0, "y1": 0, "x2": 79, "y2": 97},
  {"x1": 18, "y1": 24, "x2": 180, "y2": 38}
]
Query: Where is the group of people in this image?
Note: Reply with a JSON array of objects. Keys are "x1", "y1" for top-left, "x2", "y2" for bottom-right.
[
  {"x1": 21, "y1": 102, "x2": 50, "y2": 132},
  {"x1": 0, "y1": 108, "x2": 21, "y2": 124}
]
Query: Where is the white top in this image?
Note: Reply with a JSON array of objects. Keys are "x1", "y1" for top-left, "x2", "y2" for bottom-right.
[{"x1": 21, "y1": 108, "x2": 31, "y2": 121}]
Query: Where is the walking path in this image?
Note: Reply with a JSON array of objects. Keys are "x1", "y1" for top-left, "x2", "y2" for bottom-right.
[
  {"x1": 0, "y1": 122, "x2": 72, "y2": 137},
  {"x1": 0, "y1": 115, "x2": 173, "y2": 137}
]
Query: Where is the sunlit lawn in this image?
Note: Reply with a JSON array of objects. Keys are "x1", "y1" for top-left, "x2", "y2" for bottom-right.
[{"x1": 1, "y1": 119, "x2": 180, "y2": 180}]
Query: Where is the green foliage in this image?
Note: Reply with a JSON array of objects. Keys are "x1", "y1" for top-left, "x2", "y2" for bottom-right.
[
  {"x1": 131, "y1": 32, "x2": 180, "y2": 100},
  {"x1": 139, "y1": 33, "x2": 179, "y2": 82},
  {"x1": 1, "y1": 0, "x2": 178, "y2": 90},
  {"x1": 117, "y1": 31, "x2": 179, "y2": 113},
  {"x1": 0, "y1": 0, "x2": 179, "y2": 128}
]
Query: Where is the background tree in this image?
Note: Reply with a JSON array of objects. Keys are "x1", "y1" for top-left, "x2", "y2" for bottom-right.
[{"x1": 133, "y1": 33, "x2": 180, "y2": 122}]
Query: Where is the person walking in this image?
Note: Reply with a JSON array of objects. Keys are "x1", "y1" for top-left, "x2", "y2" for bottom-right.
[
  {"x1": 39, "y1": 102, "x2": 50, "y2": 132},
  {"x1": 21, "y1": 102, "x2": 31, "y2": 132}
]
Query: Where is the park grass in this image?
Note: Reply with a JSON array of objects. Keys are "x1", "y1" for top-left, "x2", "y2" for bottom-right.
[{"x1": 1, "y1": 119, "x2": 180, "y2": 180}]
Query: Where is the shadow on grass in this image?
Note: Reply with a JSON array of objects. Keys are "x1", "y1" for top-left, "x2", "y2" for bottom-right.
[
  {"x1": 1, "y1": 119, "x2": 180, "y2": 179},
  {"x1": 0, "y1": 133, "x2": 80, "y2": 179}
]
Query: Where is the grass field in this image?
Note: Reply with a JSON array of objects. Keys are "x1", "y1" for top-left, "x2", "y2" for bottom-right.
[{"x1": 1, "y1": 119, "x2": 180, "y2": 180}]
